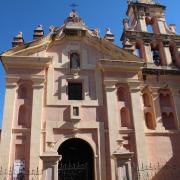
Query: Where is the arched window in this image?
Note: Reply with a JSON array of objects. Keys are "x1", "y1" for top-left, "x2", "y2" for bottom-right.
[
  {"x1": 70, "y1": 52, "x2": 80, "y2": 69},
  {"x1": 159, "y1": 94, "x2": 171, "y2": 107},
  {"x1": 135, "y1": 46, "x2": 141, "y2": 57},
  {"x1": 17, "y1": 82, "x2": 32, "y2": 99},
  {"x1": 162, "y1": 112, "x2": 176, "y2": 130},
  {"x1": 18, "y1": 105, "x2": 29, "y2": 127},
  {"x1": 120, "y1": 108, "x2": 131, "y2": 128},
  {"x1": 145, "y1": 112, "x2": 155, "y2": 130},
  {"x1": 147, "y1": 24, "x2": 153, "y2": 33},
  {"x1": 117, "y1": 87, "x2": 126, "y2": 102},
  {"x1": 18, "y1": 85, "x2": 28, "y2": 99},
  {"x1": 145, "y1": 17, "x2": 156, "y2": 33}
]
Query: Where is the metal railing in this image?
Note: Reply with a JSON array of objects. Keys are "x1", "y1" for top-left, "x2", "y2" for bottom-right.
[
  {"x1": 132, "y1": 162, "x2": 180, "y2": 180},
  {"x1": 0, "y1": 167, "x2": 42, "y2": 180}
]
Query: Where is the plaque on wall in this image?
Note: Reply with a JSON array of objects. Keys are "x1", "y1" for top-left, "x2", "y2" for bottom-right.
[{"x1": 13, "y1": 160, "x2": 25, "y2": 180}]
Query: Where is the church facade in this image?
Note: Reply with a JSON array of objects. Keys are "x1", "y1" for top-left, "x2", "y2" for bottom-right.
[{"x1": 0, "y1": 0, "x2": 180, "y2": 179}]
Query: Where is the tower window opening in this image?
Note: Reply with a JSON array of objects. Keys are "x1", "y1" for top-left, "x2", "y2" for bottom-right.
[
  {"x1": 135, "y1": 47, "x2": 141, "y2": 57},
  {"x1": 70, "y1": 52, "x2": 80, "y2": 69},
  {"x1": 147, "y1": 24, "x2": 154, "y2": 33},
  {"x1": 145, "y1": 17, "x2": 155, "y2": 33},
  {"x1": 68, "y1": 82, "x2": 83, "y2": 100},
  {"x1": 151, "y1": 49, "x2": 161, "y2": 66}
]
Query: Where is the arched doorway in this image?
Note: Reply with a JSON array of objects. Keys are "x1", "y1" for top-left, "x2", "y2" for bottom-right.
[{"x1": 58, "y1": 138, "x2": 94, "y2": 180}]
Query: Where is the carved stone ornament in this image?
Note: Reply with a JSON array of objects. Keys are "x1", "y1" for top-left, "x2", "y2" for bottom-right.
[{"x1": 47, "y1": 142, "x2": 56, "y2": 151}]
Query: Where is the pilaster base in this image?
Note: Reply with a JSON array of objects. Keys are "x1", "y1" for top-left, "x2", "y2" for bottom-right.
[{"x1": 40, "y1": 151, "x2": 61, "y2": 180}]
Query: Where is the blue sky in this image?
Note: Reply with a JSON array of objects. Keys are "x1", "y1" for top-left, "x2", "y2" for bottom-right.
[{"x1": 0, "y1": 0, "x2": 179, "y2": 127}]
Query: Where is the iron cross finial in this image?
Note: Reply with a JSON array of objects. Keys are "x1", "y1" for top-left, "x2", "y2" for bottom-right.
[{"x1": 70, "y1": 3, "x2": 79, "y2": 11}]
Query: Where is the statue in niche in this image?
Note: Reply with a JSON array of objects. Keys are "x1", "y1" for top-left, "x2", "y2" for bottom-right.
[{"x1": 70, "y1": 52, "x2": 80, "y2": 69}]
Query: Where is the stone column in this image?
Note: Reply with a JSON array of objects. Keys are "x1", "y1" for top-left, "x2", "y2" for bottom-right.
[
  {"x1": 163, "y1": 42, "x2": 172, "y2": 65},
  {"x1": 137, "y1": 15, "x2": 147, "y2": 32},
  {"x1": 0, "y1": 77, "x2": 18, "y2": 172},
  {"x1": 144, "y1": 41, "x2": 153, "y2": 63},
  {"x1": 105, "y1": 81, "x2": 119, "y2": 180},
  {"x1": 129, "y1": 82, "x2": 148, "y2": 166},
  {"x1": 151, "y1": 87, "x2": 165, "y2": 131},
  {"x1": 157, "y1": 18, "x2": 167, "y2": 34},
  {"x1": 29, "y1": 78, "x2": 45, "y2": 179}
]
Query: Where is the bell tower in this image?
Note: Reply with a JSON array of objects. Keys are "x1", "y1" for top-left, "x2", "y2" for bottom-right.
[{"x1": 122, "y1": 0, "x2": 180, "y2": 66}]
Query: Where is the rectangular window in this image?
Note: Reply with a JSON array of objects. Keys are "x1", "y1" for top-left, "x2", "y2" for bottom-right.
[
  {"x1": 68, "y1": 82, "x2": 83, "y2": 100},
  {"x1": 73, "y1": 107, "x2": 79, "y2": 116}
]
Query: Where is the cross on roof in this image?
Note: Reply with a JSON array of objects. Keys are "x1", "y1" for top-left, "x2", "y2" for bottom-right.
[{"x1": 70, "y1": 3, "x2": 79, "y2": 11}]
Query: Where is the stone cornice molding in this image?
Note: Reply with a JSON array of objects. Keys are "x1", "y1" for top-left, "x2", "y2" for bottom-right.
[
  {"x1": 121, "y1": 30, "x2": 180, "y2": 43},
  {"x1": 1, "y1": 56, "x2": 52, "y2": 70},
  {"x1": 104, "y1": 79, "x2": 141, "y2": 92},
  {"x1": 98, "y1": 59, "x2": 144, "y2": 72},
  {"x1": 104, "y1": 80, "x2": 117, "y2": 91},
  {"x1": 112, "y1": 151, "x2": 134, "y2": 161},
  {"x1": 40, "y1": 152, "x2": 62, "y2": 164},
  {"x1": 128, "y1": 81, "x2": 141, "y2": 92},
  {"x1": 5, "y1": 76, "x2": 19, "y2": 88},
  {"x1": 6, "y1": 75, "x2": 19, "y2": 85},
  {"x1": 6, "y1": 74, "x2": 46, "y2": 89}
]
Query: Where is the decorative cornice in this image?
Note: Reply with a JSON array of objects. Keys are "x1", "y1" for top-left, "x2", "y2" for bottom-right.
[
  {"x1": 98, "y1": 59, "x2": 144, "y2": 72},
  {"x1": 1, "y1": 56, "x2": 52, "y2": 70},
  {"x1": 142, "y1": 66, "x2": 180, "y2": 76},
  {"x1": 121, "y1": 30, "x2": 180, "y2": 43}
]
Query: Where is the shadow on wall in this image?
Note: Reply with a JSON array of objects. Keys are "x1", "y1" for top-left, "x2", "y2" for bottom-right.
[{"x1": 134, "y1": 134, "x2": 180, "y2": 180}]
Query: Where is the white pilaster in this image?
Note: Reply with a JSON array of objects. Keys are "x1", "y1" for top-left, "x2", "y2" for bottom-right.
[
  {"x1": 164, "y1": 45, "x2": 172, "y2": 65},
  {"x1": 157, "y1": 18, "x2": 167, "y2": 34},
  {"x1": 105, "y1": 81, "x2": 119, "y2": 180},
  {"x1": 129, "y1": 82, "x2": 148, "y2": 166},
  {"x1": 0, "y1": 78, "x2": 18, "y2": 171},
  {"x1": 138, "y1": 16, "x2": 147, "y2": 32},
  {"x1": 144, "y1": 42, "x2": 153, "y2": 63},
  {"x1": 171, "y1": 88, "x2": 180, "y2": 129},
  {"x1": 29, "y1": 78, "x2": 45, "y2": 178}
]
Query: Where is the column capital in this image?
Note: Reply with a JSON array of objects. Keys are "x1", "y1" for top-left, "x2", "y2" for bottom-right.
[
  {"x1": 128, "y1": 81, "x2": 141, "y2": 93},
  {"x1": 6, "y1": 83, "x2": 17, "y2": 89},
  {"x1": 151, "y1": 87, "x2": 160, "y2": 94},
  {"x1": 144, "y1": 39, "x2": 151, "y2": 46},
  {"x1": 170, "y1": 88, "x2": 180, "y2": 96},
  {"x1": 104, "y1": 80, "x2": 117, "y2": 91},
  {"x1": 162, "y1": 40, "x2": 170, "y2": 47},
  {"x1": 32, "y1": 77, "x2": 45, "y2": 89},
  {"x1": 6, "y1": 75, "x2": 19, "y2": 88},
  {"x1": 40, "y1": 152, "x2": 62, "y2": 164}
]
